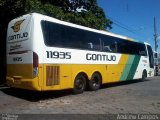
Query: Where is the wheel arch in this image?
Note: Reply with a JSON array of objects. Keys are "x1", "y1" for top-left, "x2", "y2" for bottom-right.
[
  {"x1": 91, "y1": 71, "x2": 102, "y2": 84},
  {"x1": 73, "y1": 72, "x2": 89, "y2": 84},
  {"x1": 143, "y1": 69, "x2": 147, "y2": 77},
  {"x1": 76, "y1": 72, "x2": 88, "y2": 79}
]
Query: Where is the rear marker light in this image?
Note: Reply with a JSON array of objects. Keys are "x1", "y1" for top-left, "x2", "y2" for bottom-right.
[{"x1": 33, "y1": 52, "x2": 39, "y2": 77}]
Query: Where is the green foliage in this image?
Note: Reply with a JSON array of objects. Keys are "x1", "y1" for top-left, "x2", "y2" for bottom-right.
[
  {"x1": 0, "y1": 0, "x2": 112, "y2": 83},
  {"x1": 0, "y1": 0, "x2": 112, "y2": 31},
  {"x1": 43, "y1": 3, "x2": 64, "y2": 20},
  {"x1": 25, "y1": 0, "x2": 44, "y2": 13}
]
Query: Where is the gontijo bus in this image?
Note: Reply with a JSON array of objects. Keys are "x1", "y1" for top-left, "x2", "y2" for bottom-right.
[{"x1": 6, "y1": 13, "x2": 154, "y2": 94}]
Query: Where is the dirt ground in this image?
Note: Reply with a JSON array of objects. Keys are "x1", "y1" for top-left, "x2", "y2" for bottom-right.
[{"x1": 0, "y1": 77, "x2": 160, "y2": 115}]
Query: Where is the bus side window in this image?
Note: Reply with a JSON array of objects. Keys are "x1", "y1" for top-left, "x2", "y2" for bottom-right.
[
  {"x1": 103, "y1": 45, "x2": 112, "y2": 52},
  {"x1": 88, "y1": 42, "x2": 93, "y2": 49},
  {"x1": 103, "y1": 36, "x2": 116, "y2": 52}
]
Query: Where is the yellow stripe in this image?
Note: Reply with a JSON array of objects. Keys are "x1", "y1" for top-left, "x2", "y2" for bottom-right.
[
  {"x1": 106, "y1": 54, "x2": 129, "y2": 82},
  {"x1": 117, "y1": 54, "x2": 129, "y2": 80}
]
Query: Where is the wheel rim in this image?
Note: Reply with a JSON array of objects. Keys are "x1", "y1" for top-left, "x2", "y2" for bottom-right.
[
  {"x1": 92, "y1": 76, "x2": 100, "y2": 87},
  {"x1": 75, "y1": 79, "x2": 84, "y2": 90}
]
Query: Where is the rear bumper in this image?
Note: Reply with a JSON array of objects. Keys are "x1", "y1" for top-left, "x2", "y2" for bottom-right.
[{"x1": 6, "y1": 76, "x2": 42, "y2": 91}]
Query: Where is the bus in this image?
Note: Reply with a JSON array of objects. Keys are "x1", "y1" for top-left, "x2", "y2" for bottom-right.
[{"x1": 6, "y1": 13, "x2": 154, "y2": 94}]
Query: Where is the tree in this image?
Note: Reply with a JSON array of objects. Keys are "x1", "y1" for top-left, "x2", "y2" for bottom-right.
[
  {"x1": 0, "y1": 0, "x2": 112, "y2": 30},
  {"x1": 0, "y1": 0, "x2": 27, "y2": 84},
  {"x1": 48, "y1": 0, "x2": 112, "y2": 30},
  {"x1": 0, "y1": 0, "x2": 112, "y2": 84}
]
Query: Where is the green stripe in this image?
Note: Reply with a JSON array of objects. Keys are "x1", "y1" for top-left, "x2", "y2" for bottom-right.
[
  {"x1": 120, "y1": 55, "x2": 141, "y2": 81},
  {"x1": 126, "y1": 55, "x2": 141, "y2": 80},
  {"x1": 120, "y1": 55, "x2": 135, "y2": 81}
]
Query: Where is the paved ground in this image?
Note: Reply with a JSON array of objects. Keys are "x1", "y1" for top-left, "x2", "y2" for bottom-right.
[{"x1": 0, "y1": 77, "x2": 160, "y2": 114}]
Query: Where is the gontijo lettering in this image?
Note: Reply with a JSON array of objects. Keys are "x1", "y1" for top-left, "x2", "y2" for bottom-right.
[
  {"x1": 8, "y1": 32, "x2": 28, "y2": 41},
  {"x1": 86, "y1": 53, "x2": 116, "y2": 61}
]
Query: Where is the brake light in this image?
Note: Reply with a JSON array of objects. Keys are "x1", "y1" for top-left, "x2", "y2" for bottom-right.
[
  {"x1": 33, "y1": 52, "x2": 38, "y2": 67},
  {"x1": 33, "y1": 52, "x2": 38, "y2": 77}
]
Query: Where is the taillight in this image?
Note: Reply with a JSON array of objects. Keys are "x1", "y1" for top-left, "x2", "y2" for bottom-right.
[
  {"x1": 33, "y1": 52, "x2": 38, "y2": 67},
  {"x1": 33, "y1": 52, "x2": 38, "y2": 77}
]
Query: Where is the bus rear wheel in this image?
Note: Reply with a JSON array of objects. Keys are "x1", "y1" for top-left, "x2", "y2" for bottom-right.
[
  {"x1": 88, "y1": 73, "x2": 101, "y2": 91},
  {"x1": 73, "y1": 74, "x2": 86, "y2": 94}
]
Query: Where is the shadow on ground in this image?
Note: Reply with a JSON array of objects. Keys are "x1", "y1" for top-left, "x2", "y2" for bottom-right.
[
  {"x1": 0, "y1": 87, "x2": 72, "y2": 102},
  {"x1": 0, "y1": 79, "x2": 149, "y2": 102},
  {"x1": 101, "y1": 79, "x2": 149, "y2": 89}
]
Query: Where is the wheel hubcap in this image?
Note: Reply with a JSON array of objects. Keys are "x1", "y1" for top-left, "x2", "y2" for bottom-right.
[
  {"x1": 75, "y1": 79, "x2": 84, "y2": 89},
  {"x1": 92, "y1": 77, "x2": 99, "y2": 87}
]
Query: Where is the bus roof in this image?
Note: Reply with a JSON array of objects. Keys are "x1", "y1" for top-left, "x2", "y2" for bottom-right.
[{"x1": 11, "y1": 12, "x2": 148, "y2": 45}]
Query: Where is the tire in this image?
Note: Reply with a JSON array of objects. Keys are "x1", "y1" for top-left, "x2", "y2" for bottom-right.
[
  {"x1": 88, "y1": 73, "x2": 101, "y2": 91},
  {"x1": 73, "y1": 74, "x2": 86, "y2": 94},
  {"x1": 142, "y1": 70, "x2": 147, "y2": 80}
]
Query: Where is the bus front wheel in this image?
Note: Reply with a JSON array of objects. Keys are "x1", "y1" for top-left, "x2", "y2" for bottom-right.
[
  {"x1": 73, "y1": 74, "x2": 86, "y2": 94},
  {"x1": 88, "y1": 72, "x2": 101, "y2": 91},
  {"x1": 142, "y1": 70, "x2": 147, "y2": 80}
]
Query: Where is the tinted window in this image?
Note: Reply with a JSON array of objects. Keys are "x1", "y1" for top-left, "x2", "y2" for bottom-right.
[
  {"x1": 41, "y1": 20, "x2": 147, "y2": 56},
  {"x1": 41, "y1": 21, "x2": 101, "y2": 51}
]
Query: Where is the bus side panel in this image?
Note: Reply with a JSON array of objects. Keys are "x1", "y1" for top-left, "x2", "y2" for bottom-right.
[
  {"x1": 107, "y1": 54, "x2": 129, "y2": 82},
  {"x1": 119, "y1": 55, "x2": 142, "y2": 81},
  {"x1": 60, "y1": 64, "x2": 72, "y2": 89},
  {"x1": 71, "y1": 54, "x2": 130, "y2": 85},
  {"x1": 71, "y1": 64, "x2": 107, "y2": 84},
  {"x1": 133, "y1": 56, "x2": 154, "y2": 79}
]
